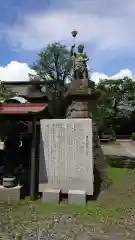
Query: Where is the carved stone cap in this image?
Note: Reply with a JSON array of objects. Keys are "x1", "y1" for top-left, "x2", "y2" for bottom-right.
[{"x1": 64, "y1": 78, "x2": 99, "y2": 100}]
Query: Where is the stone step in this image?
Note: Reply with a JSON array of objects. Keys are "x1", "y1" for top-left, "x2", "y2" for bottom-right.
[{"x1": 42, "y1": 188, "x2": 87, "y2": 205}]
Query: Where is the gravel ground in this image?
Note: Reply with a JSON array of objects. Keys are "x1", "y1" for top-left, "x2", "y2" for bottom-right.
[
  {"x1": 0, "y1": 168, "x2": 135, "y2": 239},
  {"x1": 1, "y1": 213, "x2": 135, "y2": 239},
  {"x1": 1, "y1": 143, "x2": 135, "y2": 239}
]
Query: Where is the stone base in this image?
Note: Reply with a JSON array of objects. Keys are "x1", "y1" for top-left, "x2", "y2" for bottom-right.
[
  {"x1": 39, "y1": 179, "x2": 93, "y2": 195},
  {"x1": 68, "y1": 190, "x2": 86, "y2": 205},
  {"x1": 42, "y1": 188, "x2": 61, "y2": 203},
  {"x1": 0, "y1": 185, "x2": 21, "y2": 202}
]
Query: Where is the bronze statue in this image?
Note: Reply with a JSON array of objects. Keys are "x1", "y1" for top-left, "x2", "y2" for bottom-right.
[{"x1": 70, "y1": 44, "x2": 89, "y2": 80}]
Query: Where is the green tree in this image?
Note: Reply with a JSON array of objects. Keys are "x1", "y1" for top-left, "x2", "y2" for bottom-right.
[
  {"x1": 96, "y1": 77, "x2": 135, "y2": 134},
  {"x1": 31, "y1": 42, "x2": 72, "y2": 117},
  {"x1": 32, "y1": 42, "x2": 71, "y2": 93}
]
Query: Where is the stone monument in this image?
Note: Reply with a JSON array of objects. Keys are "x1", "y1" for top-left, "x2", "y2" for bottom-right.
[
  {"x1": 39, "y1": 31, "x2": 111, "y2": 204},
  {"x1": 64, "y1": 31, "x2": 111, "y2": 197},
  {"x1": 39, "y1": 118, "x2": 93, "y2": 196}
]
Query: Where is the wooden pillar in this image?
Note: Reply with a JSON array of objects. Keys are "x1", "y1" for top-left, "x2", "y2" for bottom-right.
[{"x1": 30, "y1": 116, "x2": 37, "y2": 200}]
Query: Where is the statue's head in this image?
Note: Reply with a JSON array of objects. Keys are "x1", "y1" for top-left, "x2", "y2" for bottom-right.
[{"x1": 78, "y1": 44, "x2": 84, "y2": 53}]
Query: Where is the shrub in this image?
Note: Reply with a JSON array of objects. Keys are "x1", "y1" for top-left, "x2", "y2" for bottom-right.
[{"x1": 131, "y1": 132, "x2": 135, "y2": 141}]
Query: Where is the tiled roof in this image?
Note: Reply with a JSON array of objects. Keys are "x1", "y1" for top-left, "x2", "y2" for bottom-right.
[{"x1": 0, "y1": 103, "x2": 48, "y2": 115}]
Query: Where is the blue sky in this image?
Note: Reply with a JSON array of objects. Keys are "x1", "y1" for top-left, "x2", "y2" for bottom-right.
[{"x1": 0, "y1": 0, "x2": 135, "y2": 82}]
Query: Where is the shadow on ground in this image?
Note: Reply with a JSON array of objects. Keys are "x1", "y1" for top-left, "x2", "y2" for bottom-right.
[
  {"x1": 90, "y1": 154, "x2": 135, "y2": 201},
  {"x1": 105, "y1": 155, "x2": 135, "y2": 169}
]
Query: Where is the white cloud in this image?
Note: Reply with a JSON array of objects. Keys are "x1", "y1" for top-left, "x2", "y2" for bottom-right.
[
  {"x1": 0, "y1": 61, "x2": 133, "y2": 83},
  {"x1": 91, "y1": 69, "x2": 133, "y2": 83},
  {"x1": 2, "y1": 0, "x2": 135, "y2": 53},
  {"x1": 0, "y1": 61, "x2": 35, "y2": 82}
]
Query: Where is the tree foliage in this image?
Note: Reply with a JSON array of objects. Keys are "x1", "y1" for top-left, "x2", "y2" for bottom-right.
[
  {"x1": 31, "y1": 41, "x2": 135, "y2": 134},
  {"x1": 96, "y1": 77, "x2": 135, "y2": 134},
  {"x1": 0, "y1": 82, "x2": 15, "y2": 102},
  {"x1": 31, "y1": 42, "x2": 72, "y2": 117},
  {"x1": 32, "y1": 42, "x2": 71, "y2": 93}
]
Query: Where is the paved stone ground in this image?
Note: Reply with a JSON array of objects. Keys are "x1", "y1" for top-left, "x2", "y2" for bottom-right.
[{"x1": 102, "y1": 140, "x2": 135, "y2": 158}]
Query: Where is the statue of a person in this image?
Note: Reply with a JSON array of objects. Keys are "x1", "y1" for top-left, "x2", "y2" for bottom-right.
[{"x1": 70, "y1": 44, "x2": 89, "y2": 80}]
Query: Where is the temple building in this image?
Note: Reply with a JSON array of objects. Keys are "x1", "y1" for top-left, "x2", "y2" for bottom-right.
[
  {"x1": 0, "y1": 79, "x2": 52, "y2": 200},
  {"x1": 3, "y1": 79, "x2": 48, "y2": 104}
]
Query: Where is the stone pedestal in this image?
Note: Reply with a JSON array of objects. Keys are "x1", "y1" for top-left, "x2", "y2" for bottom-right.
[
  {"x1": 68, "y1": 190, "x2": 86, "y2": 205},
  {"x1": 42, "y1": 189, "x2": 61, "y2": 203},
  {"x1": 0, "y1": 185, "x2": 21, "y2": 201},
  {"x1": 64, "y1": 78, "x2": 110, "y2": 194}
]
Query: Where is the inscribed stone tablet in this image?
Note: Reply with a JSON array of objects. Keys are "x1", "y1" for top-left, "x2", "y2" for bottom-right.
[{"x1": 39, "y1": 119, "x2": 93, "y2": 195}]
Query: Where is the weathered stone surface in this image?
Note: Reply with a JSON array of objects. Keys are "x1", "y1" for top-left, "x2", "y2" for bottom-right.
[
  {"x1": 0, "y1": 185, "x2": 21, "y2": 201},
  {"x1": 65, "y1": 79, "x2": 95, "y2": 94},
  {"x1": 39, "y1": 118, "x2": 93, "y2": 195},
  {"x1": 42, "y1": 189, "x2": 61, "y2": 203},
  {"x1": 65, "y1": 88, "x2": 110, "y2": 193},
  {"x1": 66, "y1": 101, "x2": 91, "y2": 118},
  {"x1": 92, "y1": 121, "x2": 110, "y2": 190},
  {"x1": 68, "y1": 189, "x2": 86, "y2": 205}
]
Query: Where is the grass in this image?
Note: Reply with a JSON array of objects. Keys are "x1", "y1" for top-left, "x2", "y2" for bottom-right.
[
  {"x1": 0, "y1": 165, "x2": 135, "y2": 238},
  {"x1": 108, "y1": 166, "x2": 128, "y2": 183},
  {"x1": 35, "y1": 167, "x2": 131, "y2": 221},
  {"x1": 110, "y1": 140, "x2": 121, "y2": 145}
]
